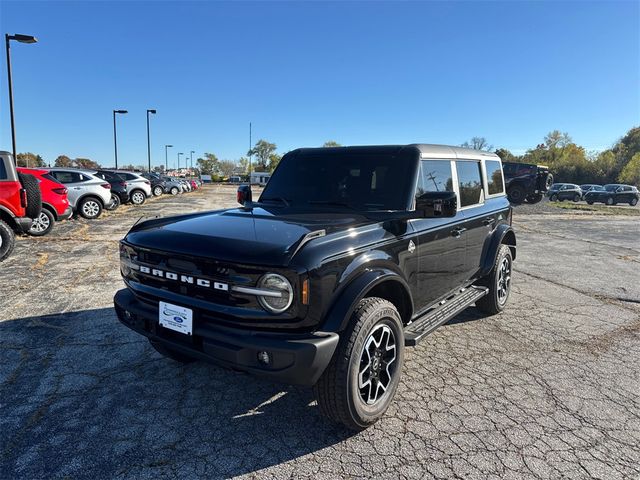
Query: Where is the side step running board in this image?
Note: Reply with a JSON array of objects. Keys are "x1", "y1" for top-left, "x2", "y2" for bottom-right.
[{"x1": 404, "y1": 285, "x2": 489, "y2": 346}]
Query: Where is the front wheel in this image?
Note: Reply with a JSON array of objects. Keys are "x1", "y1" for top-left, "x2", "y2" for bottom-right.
[
  {"x1": 630, "y1": 198, "x2": 638, "y2": 206},
  {"x1": 170, "y1": 187, "x2": 179, "y2": 195},
  {"x1": 314, "y1": 297, "x2": 404, "y2": 430},
  {"x1": 153, "y1": 186, "x2": 164, "y2": 196},
  {"x1": 587, "y1": 200, "x2": 594, "y2": 205},
  {"x1": 526, "y1": 194, "x2": 543, "y2": 204},
  {"x1": 606, "y1": 197, "x2": 614, "y2": 206},
  {"x1": 28, "y1": 208, "x2": 55, "y2": 236},
  {"x1": 507, "y1": 185, "x2": 526, "y2": 204},
  {"x1": 573, "y1": 194, "x2": 581, "y2": 202},
  {"x1": 549, "y1": 193, "x2": 558, "y2": 202},
  {"x1": 130, "y1": 190, "x2": 146, "y2": 205},
  {"x1": 476, "y1": 244, "x2": 513, "y2": 315}
]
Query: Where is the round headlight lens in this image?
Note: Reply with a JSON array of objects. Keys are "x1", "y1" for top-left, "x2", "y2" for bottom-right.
[{"x1": 257, "y1": 273, "x2": 293, "y2": 314}]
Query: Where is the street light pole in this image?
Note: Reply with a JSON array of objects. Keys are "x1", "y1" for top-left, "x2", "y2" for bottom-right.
[
  {"x1": 113, "y1": 109, "x2": 128, "y2": 169},
  {"x1": 248, "y1": 122, "x2": 252, "y2": 176},
  {"x1": 165, "y1": 144, "x2": 173, "y2": 172},
  {"x1": 5, "y1": 33, "x2": 38, "y2": 164},
  {"x1": 190, "y1": 150, "x2": 195, "y2": 172},
  {"x1": 146, "y1": 109, "x2": 156, "y2": 172},
  {"x1": 178, "y1": 152, "x2": 183, "y2": 171}
]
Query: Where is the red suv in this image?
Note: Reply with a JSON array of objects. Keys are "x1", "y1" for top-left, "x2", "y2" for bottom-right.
[
  {"x1": 0, "y1": 151, "x2": 42, "y2": 261},
  {"x1": 18, "y1": 167, "x2": 72, "y2": 236}
]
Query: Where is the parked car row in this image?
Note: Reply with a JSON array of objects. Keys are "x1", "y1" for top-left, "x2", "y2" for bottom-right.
[
  {"x1": 0, "y1": 151, "x2": 203, "y2": 261},
  {"x1": 546, "y1": 183, "x2": 639, "y2": 206}
]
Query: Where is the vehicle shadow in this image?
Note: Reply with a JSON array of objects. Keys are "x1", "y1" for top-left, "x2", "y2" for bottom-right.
[
  {"x1": 0, "y1": 308, "x2": 354, "y2": 479},
  {"x1": 445, "y1": 306, "x2": 488, "y2": 326}
]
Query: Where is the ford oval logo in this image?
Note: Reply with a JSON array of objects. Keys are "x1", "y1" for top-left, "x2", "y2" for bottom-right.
[{"x1": 173, "y1": 316, "x2": 183, "y2": 323}]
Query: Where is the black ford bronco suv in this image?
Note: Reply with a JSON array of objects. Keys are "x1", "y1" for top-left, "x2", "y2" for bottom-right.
[
  {"x1": 114, "y1": 144, "x2": 516, "y2": 430},
  {"x1": 502, "y1": 161, "x2": 553, "y2": 204}
]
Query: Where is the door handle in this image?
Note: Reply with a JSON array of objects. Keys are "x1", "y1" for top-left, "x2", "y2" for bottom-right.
[
  {"x1": 451, "y1": 227, "x2": 466, "y2": 238},
  {"x1": 483, "y1": 217, "x2": 495, "y2": 226}
]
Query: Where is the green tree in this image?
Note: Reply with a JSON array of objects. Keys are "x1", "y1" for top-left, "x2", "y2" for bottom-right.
[
  {"x1": 197, "y1": 153, "x2": 219, "y2": 175},
  {"x1": 494, "y1": 148, "x2": 519, "y2": 163},
  {"x1": 268, "y1": 153, "x2": 282, "y2": 172},
  {"x1": 218, "y1": 160, "x2": 236, "y2": 177},
  {"x1": 55, "y1": 155, "x2": 73, "y2": 167},
  {"x1": 237, "y1": 157, "x2": 249, "y2": 174},
  {"x1": 75, "y1": 158, "x2": 100, "y2": 169},
  {"x1": 461, "y1": 137, "x2": 492, "y2": 151},
  {"x1": 248, "y1": 139, "x2": 277, "y2": 171},
  {"x1": 322, "y1": 141, "x2": 341, "y2": 147},
  {"x1": 544, "y1": 130, "x2": 572, "y2": 149},
  {"x1": 618, "y1": 152, "x2": 640, "y2": 185},
  {"x1": 16, "y1": 152, "x2": 46, "y2": 168}
]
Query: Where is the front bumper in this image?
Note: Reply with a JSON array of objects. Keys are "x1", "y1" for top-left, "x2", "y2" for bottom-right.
[
  {"x1": 113, "y1": 288, "x2": 338, "y2": 386},
  {"x1": 58, "y1": 206, "x2": 73, "y2": 221}
]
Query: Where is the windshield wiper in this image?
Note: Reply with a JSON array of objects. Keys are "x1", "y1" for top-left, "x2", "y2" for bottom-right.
[{"x1": 260, "y1": 196, "x2": 290, "y2": 207}]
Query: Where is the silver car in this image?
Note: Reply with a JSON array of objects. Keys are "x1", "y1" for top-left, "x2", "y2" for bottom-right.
[
  {"x1": 46, "y1": 168, "x2": 112, "y2": 219},
  {"x1": 104, "y1": 170, "x2": 152, "y2": 205},
  {"x1": 161, "y1": 176, "x2": 184, "y2": 195}
]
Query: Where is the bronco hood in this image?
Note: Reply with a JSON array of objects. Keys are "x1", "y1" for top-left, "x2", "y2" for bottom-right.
[{"x1": 124, "y1": 207, "x2": 373, "y2": 267}]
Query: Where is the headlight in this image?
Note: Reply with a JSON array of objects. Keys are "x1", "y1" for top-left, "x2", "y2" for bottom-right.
[{"x1": 257, "y1": 273, "x2": 293, "y2": 314}]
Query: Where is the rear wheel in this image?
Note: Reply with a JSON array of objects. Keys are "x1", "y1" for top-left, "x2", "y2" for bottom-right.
[
  {"x1": 150, "y1": 340, "x2": 196, "y2": 364},
  {"x1": 549, "y1": 193, "x2": 558, "y2": 202},
  {"x1": 153, "y1": 186, "x2": 164, "y2": 197},
  {"x1": 78, "y1": 197, "x2": 102, "y2": 219},
  {"x1": 587, "y1": 200, "x2": 594, "y2": 205},
  {"x1": 314, "y1": 297, "x2": 404, "y2": 430},
  {"x1": 630, "y1": 198, "x2": 638, "y2": 206},
  {"x1": 130, "y1": 190, "x2": 146, "y2": 205},
  {"x1": 28, "y1": 208, "x2": 54, "y2": 236},
  {"x1": 606, "y1": 196, "x2": 614, "y2": 206},
  {"x1": 170, "y1": 186, "x2": 179, "y2": 195},
  {"x1": 525, "y1": 194, "x2": 543, "y2": 204},
  {"x1": 0, "y1": 219, "x2": 16, "y2": 262},
  {"x1": 507, "y1": 184, "x2": 526, "y2": 204},
  {"x1": 476, "y1": 245, "x2": 513, "y2": 315},
  {"x1": 573, "y1": 194, "x2": 581, "y2": 202}
]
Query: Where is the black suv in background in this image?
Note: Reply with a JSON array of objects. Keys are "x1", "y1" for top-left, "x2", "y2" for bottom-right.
[
  {"x1": 95, "y1": 170, "x2": 129, "y2": 210},
  {"x1": 114, "y1": 144, "x2": 516, "y2": 430},
  {"x1": 584, "y1": 184, "x2": 640, "y2": 206},
  {"x1": 547, "y1": 183, "x2": 582, "y2": 202},
  {"x1": 502, "y1": 162, "x2": 553, "y2": 204},
  {"x1": 141, "y1": 173, "x2": 166, "y2": 197}
]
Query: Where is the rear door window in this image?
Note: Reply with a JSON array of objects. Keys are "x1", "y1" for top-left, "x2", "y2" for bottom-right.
[
  {"x1": 485, "y1": 160, "x2": 504, "y2": 195},
  {"x1": 456, "y1": 160, "x2": 484, "y2": 207},
  {"x1": 51, "y1": 171, "x2": 85, "y2": 183},
  {"x1": 416, "y1": 160, "x2": 453, "y2": 198}
]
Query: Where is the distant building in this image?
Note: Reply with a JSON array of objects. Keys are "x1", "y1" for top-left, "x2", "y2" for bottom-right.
[{"x1": 250, "y1": 171, "x2": 270, "y2": 186}]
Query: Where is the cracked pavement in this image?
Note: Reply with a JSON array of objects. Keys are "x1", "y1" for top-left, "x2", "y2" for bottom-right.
[{"x1": 1, "y1": 187, "x2": 639, "y2": 479}]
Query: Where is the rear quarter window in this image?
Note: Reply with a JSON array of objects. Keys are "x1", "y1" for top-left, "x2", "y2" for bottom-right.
[
  {"x1": 485, "y1": 160, "x2": 504, "y2": 195},
  {"x1": 0, "y1": 161, "x2": 7, "y2": 180},
  {"x1": 456, "y1": 160, "x2": 484, "y2": 207}
]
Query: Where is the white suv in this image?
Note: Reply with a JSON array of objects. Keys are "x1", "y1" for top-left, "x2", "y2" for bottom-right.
[
  {"x1": 106, "y1": 171, "x2": 152, "y2": 205},
  {"x1": 46, "y1": 168, "x2": 112, "y2": 219}
]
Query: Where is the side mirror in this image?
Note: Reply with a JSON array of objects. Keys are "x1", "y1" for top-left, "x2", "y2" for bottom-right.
[
  {"x1": 415, "y1": 191, "x2": 457, "y2": 218},
  {"x1": 237, "y1": 184, "x2": 252, "y2": 206}
]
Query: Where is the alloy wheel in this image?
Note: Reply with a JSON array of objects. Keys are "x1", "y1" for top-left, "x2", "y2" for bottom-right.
[
  {"x1": 358, "y1": 323, "x2": 397, "y2": 405},
  {"x1": 83, "y1": 200, "x2": 100, "y2": 217},
  {"x1": 497, "y1": 257, "x2": 511, "y2": 304},
  {"x1": 30, "y1": 211, "x2": 50, "y2": 233},
  {"x1": 132, "y1": 192, "x2": 145, "y2": 204}
]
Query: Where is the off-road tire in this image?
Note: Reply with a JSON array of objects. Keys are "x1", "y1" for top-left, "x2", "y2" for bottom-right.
[
  {"x1": 0, "y1": 219, "x2": 16, "y2": 262},
  {"x1": 476, "y1": 244, "x2": 513, "y2": 315},
  {"x1": 525, "y1": 194, "x2": 543, "y2": 204},
  {"x1": 150, "y1": 340, "x2": 196, "y2": 364},
  {"x1": 78, "y1": 197, "x2": 103, "y2": 219},
  {"x1": 17, "y1": 172, "x2": 42, "y2": 219},
  {"x1": 106, "y1": 194, "x2": 121, "y2": 211},
  {"x1": 28, "y1": 208, "x2": 54, "y2": 236},
  {"x1": 153, "y1": 186, "x2": 163, "y2": 197},
  {"x1": 507, "y1": 184, "x2": 526, "y2": 204},
  {"x1": 314, "y1": 297, "x2": 404, "y2": 430},
  {"x1": 130, "y1": 190, "x2": 146, "y2": 205},
  {"x1": 170, "y1": 186, "x2": 179, "y2": 195}
]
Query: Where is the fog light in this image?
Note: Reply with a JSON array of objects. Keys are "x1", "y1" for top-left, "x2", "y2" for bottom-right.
[{"x1": 257, "y1": 351, "x2": 271, "y2": 365}]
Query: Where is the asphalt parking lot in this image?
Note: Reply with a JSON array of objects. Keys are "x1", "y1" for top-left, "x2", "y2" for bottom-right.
[{"x1": 1, "y1": 186, "x2": 639, "y2": 479}]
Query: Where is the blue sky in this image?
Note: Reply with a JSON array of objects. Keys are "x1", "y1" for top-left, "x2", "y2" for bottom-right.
[{"x1": 0, "y1": 1, "x2": 638, "y2": 168}]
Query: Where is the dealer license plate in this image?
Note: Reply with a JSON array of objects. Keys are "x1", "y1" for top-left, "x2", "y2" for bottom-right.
[{"x1": 159, "y1": 301, "x2": 193, "y2": 335}]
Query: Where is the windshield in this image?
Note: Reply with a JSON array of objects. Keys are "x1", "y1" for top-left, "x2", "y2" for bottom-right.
[{"x1": 260, "y1": 151, "x2": 417, "y2": 211}]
